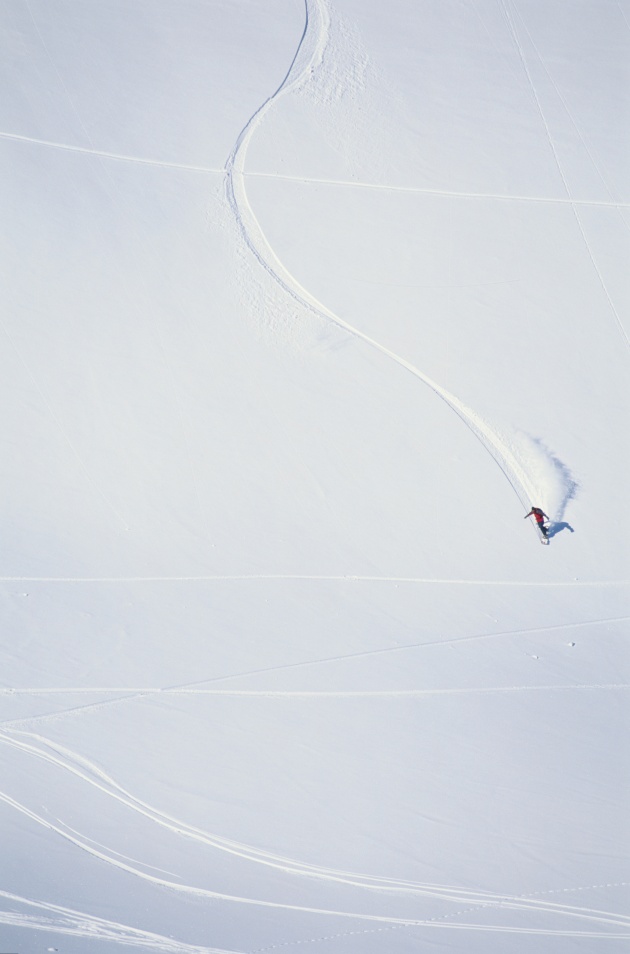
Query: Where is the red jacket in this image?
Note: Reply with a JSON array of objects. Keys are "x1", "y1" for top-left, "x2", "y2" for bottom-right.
[{"x1": 525, "y1": 508, "x2": 549, "y2": 525}]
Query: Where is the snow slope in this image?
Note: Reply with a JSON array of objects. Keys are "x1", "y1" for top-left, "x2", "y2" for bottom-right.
[{"x1": 1, "y1": 0, "x2": 629, "y2": 951}]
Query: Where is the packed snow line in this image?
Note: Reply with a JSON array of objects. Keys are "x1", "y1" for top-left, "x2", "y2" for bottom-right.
[
  {"x1": 2, "y1": 684, "x2": 628, "y2": 698},
  {"x1": 246, "y1": 171, "x2": 630, "y2": 208},
  {"x1": 1, "y1": 575, "x2": 627, "y2": 585},
  {"x1": 127, "y1": 684, "x2": 630, "y2": 696},
  {"x1": 224, "y1": 0, "x2": 575, "y2": 521},
  {"x1": 0, "y1": 889, "x2": 235, "y2": 954},
  {"x1": 1, "y1": 730, "x2": 629, "y2": 936},
  {"x1": 2, "y1": 129, "x2": 628, "y2": 210},
  {"x1": 0, "y1": 130, "x2": 224, "y2": 174}
]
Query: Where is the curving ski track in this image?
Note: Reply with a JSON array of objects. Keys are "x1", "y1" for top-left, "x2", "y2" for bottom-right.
[
  {"x1": 225, "y1": 0, "x2": 547, "y2": 519},
  {"x1": 1, "y1": 729, "x2": 629, "y2": 942}
]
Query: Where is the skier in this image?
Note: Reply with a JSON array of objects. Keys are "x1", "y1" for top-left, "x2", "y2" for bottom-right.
[{"x1": 525, "y1": 506, "x2": 550, "y2": 537}]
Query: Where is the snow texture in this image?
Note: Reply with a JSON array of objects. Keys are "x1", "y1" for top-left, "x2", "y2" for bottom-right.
[{"x1": 0, "y1": 0, "x2": 629, "y2": 951}]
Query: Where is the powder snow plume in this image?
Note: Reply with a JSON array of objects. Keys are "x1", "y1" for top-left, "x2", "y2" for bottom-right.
[{"x1": 512, "y1": 431, "x2": 578, "y2": 520}]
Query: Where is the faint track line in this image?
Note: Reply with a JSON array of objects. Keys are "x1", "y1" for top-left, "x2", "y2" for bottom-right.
[
  {"x1": 150, "y1": 613, "x2": 630, "y2": 690},
  {"x1": 615, "y1": 0, "x2": 630, "y2": 33},
  {"x1": 0, "y1": 129, "x2": 223, "y2": 173},
  {"x1": 142, "y1": 684, "x2": 630, "y2": 697},
  {"x1": 2, "y1": 612, "x2": 625, "y2": 707},
  {"x1": 501, "y1": 0, "x2": 630, "y2": 351},
  {"x1": 22, "y1": 0, "x2": 96, "y2": 152},
  {"x1": 511, "y1": 5, "x2": 627, "y2": 216},
  {"x1": 1, "y1": 574, "x2": 627, "y2": 585},
  {"x1": 3, "y1": 613, "x2": 626, "y2": 729},
  {"x1": 245, "y1": 170, "x2": 630, "y2": 208},
  {"x1": 2, "y1": 684, "x2": 629, "y2": 699}
]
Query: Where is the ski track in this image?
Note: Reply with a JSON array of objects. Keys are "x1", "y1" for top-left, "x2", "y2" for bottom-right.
[
  {"x1": 222, "y1": 0, "x2": 617, "y2": 525},
  {"x1": 0, "y1": 731, "x2": 628, "y2": 940},
  {"x1": 226, "y1": 0, "x2": 533, "y2": 509},
  {"x1": 55, "y1": 816, "x2": 183, "y2": 879},
  {"x1": 0, "y1": 889, "x2": 235, "y2": 954}
]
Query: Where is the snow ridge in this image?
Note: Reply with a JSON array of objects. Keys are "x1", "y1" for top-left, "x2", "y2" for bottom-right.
[{"x1": 224, "y1": 0, "x2": 574, "y2": 524}]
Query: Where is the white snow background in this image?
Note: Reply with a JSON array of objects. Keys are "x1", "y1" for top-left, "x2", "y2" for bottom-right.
[{"x1": 1, "y1": 0, "x2": 629, "y2": 951}]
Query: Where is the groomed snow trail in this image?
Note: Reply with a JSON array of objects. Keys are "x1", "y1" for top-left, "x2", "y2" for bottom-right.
[{"x1": 224, "y1": 0, "x2": 572, "y2": 524}]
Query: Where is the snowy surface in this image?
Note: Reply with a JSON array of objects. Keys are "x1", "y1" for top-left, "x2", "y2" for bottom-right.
[{"x1": 1, "y1": 0, "x2": 629, "y2": 951}]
